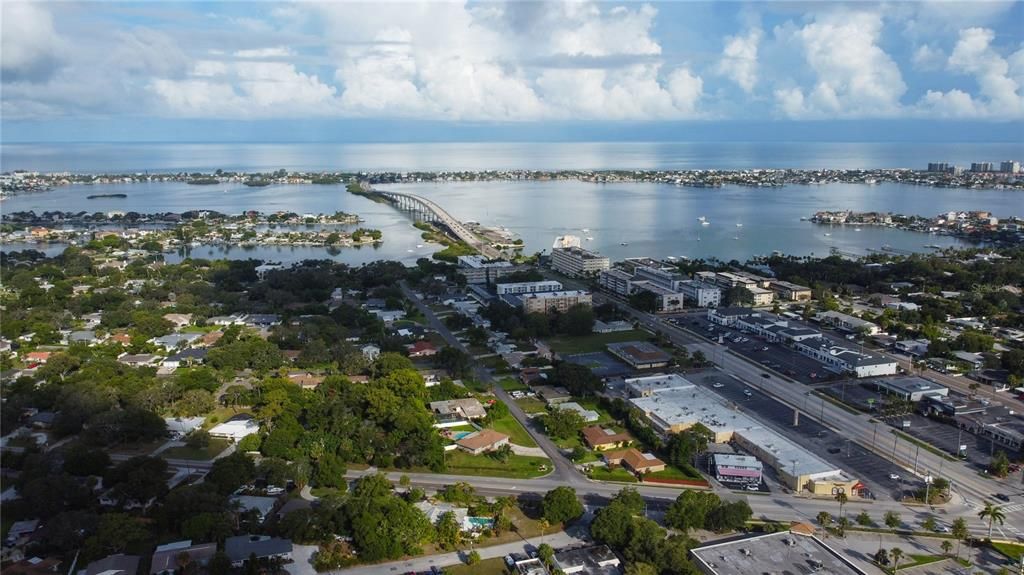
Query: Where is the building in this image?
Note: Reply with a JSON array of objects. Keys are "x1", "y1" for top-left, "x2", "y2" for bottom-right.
[
  {"x1": 85, "y1": 555, "x2": 140, "y2": 575},
  {"x1": 633, "y1": 266, "x2": 686, "y2": 291},
  {"x1": 970, "y1": 162, "x2": 994, "y2": 173},
  {"x1": 895, "y1": 339, "x2": 930, "y2": 356},
  {"x1": 117, "y1": 353, "x2": 161, "y2": 367},
  {"x1": 815, "y1": 311, "x2": 880, "y2": 335},
  {"x1": 1, "y1": 557, "x2": 61, "y2": 575},
  {"x1": 606, "y1": 341, "x2": 670, "y2": 369},
  {"x1": 229, "y1": 495, "x2": 279, "y2": 522},
  {"x1": 707, "y1": 307, "x2": 755, "y2": 326},
  {"x1": 597, "y1": 268, "x2": 634, "y2": 297},
  {"x1": 406, "y1": 341, "x2": 438, "y2": 358},
  {"x1": 1001, "y1": 160, "x2": 1021, "y2": 174},
  {"x1": 768, "y1": 280, "x2": 812, "y2": 301},
  {"x1": 150, "y1": 541, "x2": 217, "y2": 575},
  {"x1": 520, "y1": 290, "x2": 592, "y2": 314},
  {"x1": 455, "y1": 429, "x2": 509, "y2": 455},
  {"x1": 690, "y1": 529, "x2": 869, "y2": 575},
  {"x1": 224, "y1": 535, "x2": 292, "y2": 568},
  {"x1": 552, "y1": 545, "x2": 621, "y2": 575},
  {"x1": 792, "y1": 338, "x2": 898, "y2": 378},
  {"x1": 456, "y1": 255, "x2": 522, "y2": 284},
  {"x1": 554, "y1": 402, "x2": 600, "y2": 422},
  {"x1": 496, "y1": 280, "x2": 563, "y2": 295},
  {"x1": 581, "y1": 426, "x2": 633, "y2": 451},
  {"x1": 551, "y1": 247, "x2": 609, "y2": 277},
  {"x1": 873, "y1": 376, "x2": 948, "y2": 401},
  {"x1": 746, "y1": 286, "x2": 774, "y2": 306},
  {"x1": 164, "y1": 417, "x2": 204, "y2": 439},
  {"x1": 533, "y1": 385, "x2": 572, "y2": 404},
  {"x1": 927, "y1": 162, "x2": 955, "y2": 173},
  {"x1": 430, "y1": 398, "x2": 487, "y2": 423},
  {"x1": 678, "y1": 280, "x2": 722, "y2": 308},
  {"x1": 713, "y1": 454, "x2": 763, "y2": 485},
  {"x1": 149, "y1": 332, "x2": 204, "y2": 351},
  {"x1": 208, "y1": 416, "x2": 259, "y2": 441},
  {"x1": 629, "y1": 280, "x2": 686, "y2": 313},
  {"x1": 361, "y1": 344, "x2": 381, "y2": 361},
  {"x1": 603, "y1": 448, "x2": 666, "y2": 474},
  {"x1": 628, "y1": 374, "x2": 858, "y2": 493}
]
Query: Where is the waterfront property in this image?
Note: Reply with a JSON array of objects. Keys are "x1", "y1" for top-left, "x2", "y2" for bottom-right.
[
  {"x1": 495, "y1": 280, "x2": 563, "y2": 295},
  {"x1": 551, "y1": 246, "x2": 610, "y2": 277}
]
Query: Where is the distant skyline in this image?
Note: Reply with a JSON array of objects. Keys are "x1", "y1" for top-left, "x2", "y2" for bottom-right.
[{"x1": 2, "y1": 1, "x2": 1023, "y2": 143}]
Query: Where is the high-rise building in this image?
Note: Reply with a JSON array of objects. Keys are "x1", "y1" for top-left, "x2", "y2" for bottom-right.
[
  {"x1": 1001, "y1": 161, "x2": 1021, "y2": 174},
  {"x1": 970, "y1": 162, "x2": 994, "y2": 173},
  {"x1": 551, "y1": 246, "x2": 610, "y2": 277}
]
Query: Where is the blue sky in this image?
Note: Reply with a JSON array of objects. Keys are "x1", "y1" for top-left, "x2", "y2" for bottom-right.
[{"x1": 2, "y1": 1, "x2": 1023, "y2": 142}]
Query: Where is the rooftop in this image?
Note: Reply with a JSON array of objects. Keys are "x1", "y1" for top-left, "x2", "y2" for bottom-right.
[
  {"x1": 690, "y1": 531, "x2": 869, "y2": 575},
  {"x1": 607, "y1": 341, "x2": 671, "y2": 364},
  {"x1": 876, "y1": 375, "x2": 948, "y2": 396}
]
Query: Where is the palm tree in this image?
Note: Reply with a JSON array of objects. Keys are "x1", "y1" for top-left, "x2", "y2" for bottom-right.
[
  {"x1": 834, "y1": 492, "x2": 849, "y2": 521},
  {"x1": 940, "y1": 540, "x2": 953, "y2": 556},
  {"x1": 889, "y1": 548, "x2": 904, "y2": 573},
  {"x1": 978, "y1": 502, "x2": 1006, "y2": 538},
  {"x1": 951, "y1": 517, "x2": 969, "y2": 560}
]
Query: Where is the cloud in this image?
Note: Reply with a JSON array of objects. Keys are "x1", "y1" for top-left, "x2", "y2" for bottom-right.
[
  {"x1": 773, "y1": 11, "x2": 906, "y2": 118},
  {"x1": 911, "y1": 44, "x2": 946, "y2": 71},
  {"x1": 234, "y1": 47, "x2": 293, "y2": 59},
  {"x1": 917, "y1": 27, "x2": 1024, "y2": 118},
  {"x1": 1, "y1": 2, "x2": 66, "y2": 82},
  {"x1": 716, "y1": 28, "x2": 762, "y2": 93}
]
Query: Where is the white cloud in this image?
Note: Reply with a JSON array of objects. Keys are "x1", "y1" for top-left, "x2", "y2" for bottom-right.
[
  {"x1": 234, "y1": 47, "x2": 293, "y2": 59},
  {"x1": 911, "y1": 44, "x2": 946, "y2": 70},
  {"x1": 917, "y1": 27, "x2": 1024, "y2": 118},
  {"x1": 774, "y1": 11, "x2": 907, "y2": 118},
  {"x1": 716, "y1": 28, "x2": 762, "y2": 93},
  {"x1": 1, "y1": 2, "x2": 65, "y2": 81}
]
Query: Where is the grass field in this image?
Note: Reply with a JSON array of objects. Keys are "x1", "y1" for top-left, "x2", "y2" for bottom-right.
[
  {"x1": 161, "y1": 438, "x2": 231, "y2": 460},
  {"x1": 993, "y1": 541, "x2": 1024, "y2": 561},
  {"x1": 444, "y1": 451, "x2": 550, "y2": 479},
  {"x1": 646, "y1": 464, "x2": 704, "y2": 481},
  {"x1": 489, "y1": 414, "x2": 537, "y2": 447},
  {"x1": 545, "y1": 329, "x2": 651, "y2": 355},
  {"x1": 444, "y1": 557, "x2": 508, "y2": 575},
  {"x1": 570, "y1": 398, "x2": 616, "y2": 425},
  {"x1": 515, "y1": 398, "x2": 547, "y2": 414},
  {"x1": 498, "y1": 378, "x2": 528, "y2": 392},
  {"x1": 587, "y1": 467, "x2": 638, "y2": 483}
]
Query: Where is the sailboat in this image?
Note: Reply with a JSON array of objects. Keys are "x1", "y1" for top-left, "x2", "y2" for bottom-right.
[{"x1": 698, "y1": 216, "x2": 711, "y2": 226}]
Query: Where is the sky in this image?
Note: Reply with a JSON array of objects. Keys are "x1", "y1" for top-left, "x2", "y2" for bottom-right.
[{"x1": 2, "y1": 1, "x2": 1024, "y2": 143}]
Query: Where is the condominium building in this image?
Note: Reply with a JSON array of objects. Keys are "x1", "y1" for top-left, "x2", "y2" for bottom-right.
[
  {"x1": 521, "y1": 290, "x2": 592, "y2": 314},
  {"x1": 551, "y1": 247, "x2": 610, "y2": 277},
  {"x1": 495, "y1": 280, "x2": 563, "y2": 295},
  {"x1": 597, "y1": 268, "x2": 634, "y2": 296},
  {"x1": 678, "y1": 280, "x2": 722, "y2": 308},
  {"x1": 1000, "y1": 161, "x2": 1021, "y2": 174},
  {"x1": 768, "y1": 280, "x2": 812, "y2": 301},
  {"x1": 628, "y1": 281, "x2": 685, "y2": 312},
  {"x1": 633, "y1": 266, "x2": 686, "y2": 291},
  {"x1": 457, "y1": 255, "x2": 523, "y2": 284},
  {"x1": 747, "y1": 286, "x2": 775, "y2": 306}
]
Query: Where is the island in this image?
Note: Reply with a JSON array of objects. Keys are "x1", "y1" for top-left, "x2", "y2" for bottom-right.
[{"x1": 86, "y1": 193, "x2": 128, "y2": 199}]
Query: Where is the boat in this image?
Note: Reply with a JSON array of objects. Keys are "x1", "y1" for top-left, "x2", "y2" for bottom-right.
[
  {"x1": 620, "y1": 242, "x2": 629, "y2": 246},
  {"x1": 855, "y1": 228, "x2": 861, "y2": 231},
  {"x1": 824, "y1": 233, "x2": 831, "y2": 237},
  {"x1": 733, "y1": 236, "x2": 739, "y2": 240},
  {"x1": 581, "y1": 228, "x2": 590, "y2": 233},
  {"x1": 407, "y1": 249, "x2": 414, "y2": 252},
  {"x1": 416, "y1": 244, "x2": 424, "y2": 248},
  {"x1": 585, "y1": 236, "x2": 594, "y2": 241},
  {"x1": 735, "y1": 223, "x2": 743, "y2": 227},
  {"x1": 702, "y1": 221, "x2": 711, "y2": 226}
]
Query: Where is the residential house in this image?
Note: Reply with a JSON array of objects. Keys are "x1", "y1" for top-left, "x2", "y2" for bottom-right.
[
  {"x1": 581, "y1": 426, "x2": 633, "y2": 451},
  {"x1": 208, "y1": 416, "x2": 259, "y2": 441},
  {"x1": 4, "y1": 520, "x2": 39, "y2": 547},
  {"x1": 555, "y1": 402, "x2": 600, "y2": 422},
  {"x1": 149, "y1": 333, "x2": 204, "y2": 352},
  {"x1": 117, "y1": 353, "x2": 161, "y2": 368},
  {"x1": 288, "y1": 372, "x2": 324, "y2": 390},
  {"x1": 164, "y1": 417, "x2": 205, "y2": 439},
  {"x1": 162, "y1": 314, "x2": 193, "y2": 329},
  {"x1": 1, "y1": 557, "x2": 62, "y2": 575},
  {"x1": 149, "y1": 541, "x2": 217, "y2": 575},
  {"x1": 406, "y1": 341, "x2": 438, "y2": 358},
  {"x1": 361, "y1": 344, "x2": 381, "y2": 362},
  {"x1": 533, "y1": 385, "x2": 572, "y2": 404},
  {"x1": 430, "y1": 398, "x2": 487, "y2": 426},
  {"x1": 224, "y1": 535, "x2": 292, "y2": 568},
  {"x1": 161, "y1": 349, "x2": 208, "y2": 369},
  {"x1": 229, "y1": 495, "x2": 279, "y2": 523},
  {"x1": 84, "y1": 554, "x2": 140, "y2": 575},
  {"x1": 21, "y1": 352, "x2": 50, "y2": 364},
  {"x1": 603, "y1": 448, "x2": 666, "y2": 475},
  {"x1": 455, "y1": 429, "x2": 509, "y2": 455}
]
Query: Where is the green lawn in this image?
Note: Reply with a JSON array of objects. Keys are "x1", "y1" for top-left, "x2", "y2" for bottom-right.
[
  {"x1": 201, "y1": 407, "x2": 253, "y2": 430},
  {"x1": 444, "y1": 451, "x2": 550, "y2": 479},
  {"x1": 571, "y1": 398, "x2": 616, "y2": 425},
  {"x1": 545, "y1": 329, "x2": 651, "y2": 355},
  {"x1": 161, "y1": 438, "x2": 231, "y2": 460},
  {"x1": 993, "y1": 542, "x2": 1024, "y2": 561},
  {"x1": 489, "y1": 414, "x2": 537, "y2": 447},
  {"x1": 515, "y1": 398, "x2": 547, "y2": 414},
  {"x1": 481, "y1": 356, "x2": 512, "y2": 374},
  {"x1": 498, "y1": 378, "x2": 528, "y2": 392},
  {"x1": 897, "y1": 555, "x2": 947, "y2": 570},
  {"x1": 587, "y1": 467, "x2": 638, "y2": 483},
  {"x1": 444, "y1": 557, "x2": 508, "y2": 575},
  {"x1": 645, "y1": 464, "x2": 704, "y2": 481}
]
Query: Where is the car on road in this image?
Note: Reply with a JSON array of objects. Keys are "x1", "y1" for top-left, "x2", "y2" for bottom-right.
[
  {"x1": 889, "y1": 473, "x2": 901, "y2": 480},
  {"x1": 712, "y1": 382, "x2": 725, "y2": 388},
  {"x1": 761, "y1": 346, "x2": 769, "y2": 351},
  {"x1": 997, "y1": 493, "x2": 1011, "y2": 502},
  {"x1": 745, "y1": 484, "x2": 760, "y2": 491},
  {"x1": 743, "y1": 389, "x2": 753, "y2": 397}
]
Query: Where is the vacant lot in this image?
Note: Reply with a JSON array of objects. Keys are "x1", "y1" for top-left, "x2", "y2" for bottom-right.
[
  {"x1": 162, "y1": 438, "x2": 231, "y2": 460},
  {"x1": 545, "y1": 329, "x2": 650, "y2": 354},
  {"x1": 490, "y1": 413, "x2": 537, "y2": 447},
  {"x1": 444, "y1": 451, "x2": 550, "y2": 479}
]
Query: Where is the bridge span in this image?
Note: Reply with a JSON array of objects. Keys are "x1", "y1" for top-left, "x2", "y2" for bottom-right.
[{"x1": 372, "y1": 189, "x2": 503, "y2": 259}]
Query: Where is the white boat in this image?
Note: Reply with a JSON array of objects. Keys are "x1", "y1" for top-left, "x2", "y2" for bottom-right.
[
  {"x1": 585, "y1": 236, "x2": 594, "y2": 241},
  {"x1": 854, "y1": 228, "x2": 861, "y2": 232},
  {"x1": 736, "y1": 223, "x2": 743, "y2": 227},
  {"x1": 824, "y1": 233, "x2": 831, "y2": 237},
  {"x1": 416, "y1": 244, "x2": 424, "y2": 248},
  {"x1": 620, "y1": 242, "x2": 629, "y2": 246},
  {"x1": 581, "y1": 228, "x2": 590, "y2": 233},
  {"x1": 407, "y1": 249, "x2": 414, "y2": 252}
]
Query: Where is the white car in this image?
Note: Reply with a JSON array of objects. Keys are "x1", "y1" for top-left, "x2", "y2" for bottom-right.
[
  {"x1": 745, "y1": 484, "x2": 760, "y2": 491},
  {"x1": 712, "y1": 382, "x2": 725, "y2": 388},
  {"x1": 889, "y1": 473, "x2": 901, "y2": 480}
]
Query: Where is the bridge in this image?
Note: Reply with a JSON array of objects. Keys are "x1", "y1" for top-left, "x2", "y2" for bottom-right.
[{"x1": 372, "y1": 189, "x2": 503, "y2": 259}]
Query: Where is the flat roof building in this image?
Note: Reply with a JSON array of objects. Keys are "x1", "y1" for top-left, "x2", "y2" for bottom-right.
[
  {"x1": 496, "y1": 280, "x2": 563, "y2": 295},
  {"x1": 769, "y1": 280, "x2": 812, "y2": 301},
  {"x1": 552, "y1": 545, "x2": 621, "y2": 575},
  {"x1": 551, "y1": 247, "x2": 610, "y2": 278},
  {"x1": 713, "y1": 453, "x2": 763, "y2": 485},
  {"x1": 457, "y1": 256, "x2": 522, "y2": 284},
  {"x1": 679, "y1": 280, "x2": 722, "y2": 308},
  {"x1": 597, "y1": 268, "x2": 634, "y2": 297},
  {"x1": 690, "y1": 530, "x2": 869, "y2": 575},
  {"x1": 607, "y1": 341, "x2": 671, "y2": 369},
  {"x1": 873, "y1": 376, "x2": 948, "y2": 401},
  {"x1": 520, "y1": 290, "x2": 592, "y2": 314}
]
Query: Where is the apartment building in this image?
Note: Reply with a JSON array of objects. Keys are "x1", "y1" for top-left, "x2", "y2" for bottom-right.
[
  {"x1": 551, "y1": 247, "x2": 610, "y2": 277},
  {"x1": 678, "y1": 280, "x2": 722, "y2": 308},
  {"x1": 521, "y1": 290, "x2": 593, "y2": 314},
  {"x1": 768, "y1": 280, "x2": 812, "y2": 301},
  {"x1": 598, "y1": 268, "x2": 634, "y2": 296},
  {"x1": 495, "y1": 280, "x2": 563, "y2": 295}
]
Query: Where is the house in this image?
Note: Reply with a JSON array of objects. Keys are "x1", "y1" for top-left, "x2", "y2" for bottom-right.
[
  {"x1": 164, "y1": 417, "x2": 205, "y2": 439},
  {"x1": 1, "y1": 557, "x2": 61, "y2": 575},
  {"x1": 242, "y1": 314, "x2": 281, "y2": 328},
  {"x1": 224, "y1": 535, "x2": 292, "y2": 567},
  {"x1": 369, "y1": 309, "x2": 406, "y2": 323},
  {"x1": 21, "y1": 351, "x2": 50, "y2": 364},
  {"x1": 361, "y1": 344, "x2": 381, "y2": 361},
  {"x1": 430, "y1": 398, "x2": 487, "y2": 425},
  {"x1": 149, "y1": 541, "x2": 217, "y2": 575},
  {"x1": 288, "y1": 372, "x2": 325, "y2": 390},
  {"x1": 407, "y1": 341, "x2": 438, "y2": 358},
  {"x1": 67, "y1": 331, "x2": 100, "y2": 345},
  {"x1": 162, "y1": 313, "x2": 193, "y2": 328},
  {"x1": 552, "y1": 545, "x2": 621, "y2": 575},
  {"x1": 207, "y1": 315, "x2": 243, "y2": 326},
  {"x1": 581, "y1": 426, "x2": 633, "y2": 451},
  {"x1": 455, "y1": 429, "x2": 509, "y2": 455},
  {"x1": 149, "y1": 333, "x2": 204, "y2": 351},
  {"x1": 895, "y1": 339, "x2": 930, "y2": 356},
  {"x1": 199, "y1": 331, "x2": 223, "y2": 347},
  {"x1": 554, "y1": 402, "x2": 600, "y2": 422},
  {"x1": 117, "y1": 353, "x2": 161, "y2": 367},
  {"x1": 952, "y1": 350, "x2": 985, "y2": 369},
  {"x1": 109, "y1": 333, "x2": 132, "y2": 346},
  {"x1": 4, "y1": 520, "x2": 39, "y2": 546},
  {"x1": 533, "y1": 385, "x2": 572, "y2": 404},
  {"x1": 27, "y1": 411, "x2": 56, "y2": 429},
  {"x1": 418, "y1": 369, "x2": 448, "y2": 387},
  {"x1": 161, "y1": 349, "x2": 208, "y2": 369},
  {"x1": 84, "y1": 554, "x2": 140, "y2": 575},
  {"x1": 208, "y1": 416, "x2": 259, "y2": 441},
  {"x1": 603, "y1": 448, "x2": 666, "y2": 475},
  {"x1": 229, "y1": 495, "x2": 279, "y2": 523}
]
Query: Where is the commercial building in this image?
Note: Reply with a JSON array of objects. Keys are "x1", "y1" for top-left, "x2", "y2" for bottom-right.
[
  {"x1": 872, "y1": 376, "x2": 948, "y2": 402},
  {"x1": 713, "y1": 453, "x2": 763, "y2": 485},
  {"x1": 746, "y1": 286, "x2": 775, "y2": 306},
  {"x1": 607, "y1": 341, "x2": 671, "y2": 369},
  {"x1": 633, "y1": 266, "x2": 687, "y2": 291},
  {"x1": 551, "y1": 247, "x2": 610, "y2": 277},
  {"x1": 457, "y1": 255, "x2": 521, "y2": 284},
  {"x1": 678, "y1": 280, "x2": 722, "y2": 308},
  {"x1": 496, "y1": 280, "x2": 563, "y2": 295},
  {"x1": 815, "y1": 310, "x2": 880, "y2": 335},
  {"x1": 628, "y1": 374, "x2": 858, "y2": 493},
  {"x1": 690, "y1": 530, "x2": 869, "y2": 575},
  {"x1": 628, "y1": 281, "x2": 685, "y2": 312},
  {"x1": 597, "y1": 268, "x2": 633, "y2": 296},
  {"x1": 521, "y1": 290, "x2": 592, "y2": 314},
  {"x1": 768, "y1": 280, "x2": 812, "y2": 302},
  {"x1": 707, "y1": 307, "x2": 755, "y2": 326},
  {"x1": 792, "y1": 338, "x2": 898, "y2": 378},
  {"x1": 552, "y1": 545, "x2": 621, "y2": 575}
]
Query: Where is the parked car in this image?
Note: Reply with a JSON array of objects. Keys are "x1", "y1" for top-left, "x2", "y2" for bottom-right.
[
  {"x1": 712, "y1": 382, "x2": 725, "y2": 388},
  {"x1": 997, "y1": 493, "x2": 1011, "y2": 502},
  {"x1": 889, "y1": 473, "x2": 901, "y2": 480},
  {"x1": 745, "y1": 484, "x2": 760, "y2": 492}
]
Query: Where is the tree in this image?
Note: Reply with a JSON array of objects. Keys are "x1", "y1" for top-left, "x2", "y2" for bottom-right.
[
  {"x1": 542, "y1": 486, "x2": 583, "y2": 524},
  {"x1": 537, "y1": 543, "x2": 554, "y2": 565},
  {"x1": 491, "y1": 442, "x2": 513, "y2": 463},
  {"x1": 466, "y1": 550, "x2": 480, "y2": 565},
  {"x1": 951, "y1": 517, "x2": 969, "y2": 559},
  {"x1": 816, "y1": 511, "x2": 832, "y2": 532},
  {"x1": 940, "y1": 540, "x2": 953, "y2": 556},
  {"x1": 63, "y1": 447, "x2": 111, "y2": 476},
  {"x1": 314, "y1": 454, "x2": 347, "y2": 489},
  {"x1": 921, "y1": 516, "x2": 937, "y2": 532},
  {"x1": 624, "y1": 563, "x2": 658, "y2": 575},
  {"x1": 855, "y1": 512, "x2": 873, "y2": 527},
  {"x1": 185, "y1": 429, "x2": 211, "y2": 449},
  {"x1": 436, "y1": 511, "x2": 462, "y2": 550},
  {"x1": 665, "y1": 491, "x2": 719, "y2": 532},
  {"x1": 978, "y1": 502, "x2": 1005, "y2": 538},
  {"x1": 434, "y1": 346, "x2": 472, "y2": 379},
  {"x1": 834, "y1": 492, "x2": 848, "y2": 521},
  {"x1": 989, "y1": 450, "x2": 1010, "y2": 477},
  {"x1": 889, "y1": 548, "x2": 904, "y2": 572},
  {"x1": 560, "y1": 304, "x2": 595, "y2": 336},
  {"x1": 873, "y1": 548, "x2": 889, "y2": 568},
  {"x1": 542, "y1": 407, "x2": 586, "y2": 440},
  {"x1": 84, "y1": 513, "x2": 149, "y2": 556},
  {"x1": 207, "y1": 451, "x2": 256, "y2": 495},
  {"x1": 106, "y1": 456, "x2": 169, "y2": 505},
  {"x1": 209, "y1": 552, "x2": 232, "y2": 575},
  {"x1": 704, "y1": 501, "x2": 752, "y2": 533},
  {"x1": 553, "y1": 361, "x2": 604, "y2": 396},
  {"x1": 590, "y1": 502, "x2": 634, "y2": 548},
  {"x1": 884, "y1": 511, "x2": 901, "y2": 530}
]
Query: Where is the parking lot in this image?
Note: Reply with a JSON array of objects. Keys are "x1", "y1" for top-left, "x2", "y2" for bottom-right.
[
  {"x1": 670, "y1": 312, "x2": 840, "y2": 385},
  {"x1": 686, "y1": 369, "x2": 914, "y2": 501}
]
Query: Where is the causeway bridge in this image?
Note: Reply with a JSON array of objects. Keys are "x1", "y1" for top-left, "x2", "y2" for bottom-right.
[{"x1": 373, "y1": 189, "x2": 503, "y2": 259}]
